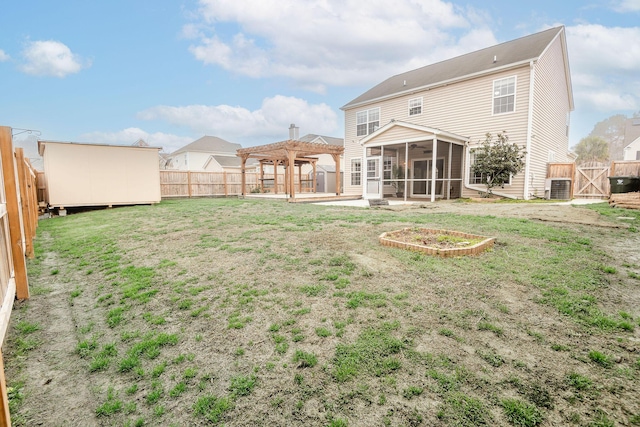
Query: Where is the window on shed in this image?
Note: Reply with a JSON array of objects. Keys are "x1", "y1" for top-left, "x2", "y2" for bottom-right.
[{"x1": 493, "y1": 76, "x2": 516, "y2": 114}]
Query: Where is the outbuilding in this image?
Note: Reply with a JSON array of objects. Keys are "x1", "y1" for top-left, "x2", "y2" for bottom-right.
[{"x1": 38, "y1": 140, "x2": 161, "y2": 209}]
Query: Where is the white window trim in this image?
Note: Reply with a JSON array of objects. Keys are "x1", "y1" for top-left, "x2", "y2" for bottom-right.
[
  {"x1": 492, "y1": 76, "x2": 517, "y2": 116},
  {"x1": 467, "y1": 147, "x2": 512, "y2": 186},
  {"x1": 350, "y1": 158, "x2": 362, "y2": 186},
  {"x1": 356, "y1": 108, "x2": 380, "y2": 137},
  {"x1": 408, "y1": 97, "x2": 423, "y2": 116}
]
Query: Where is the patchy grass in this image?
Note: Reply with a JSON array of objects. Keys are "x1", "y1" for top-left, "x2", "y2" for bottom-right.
[{"x1": 4, "y1": 198, "x2": 639, "y2": 426}]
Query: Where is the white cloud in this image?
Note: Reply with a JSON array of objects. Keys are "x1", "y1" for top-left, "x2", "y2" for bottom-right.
[
  {"x1": 21, "y1": 40, "x2": 89, "y2": 77},
  {"x1": 79, "y1": 128, "x2": 193, "y2": 153},
  {"x1": 138, "y1": 95, "x2": 339, "y2": 145},
  {"x1": 612, "y1": 0, "x2": 640, "y2": 12},
  {"x1": 567, "y1": 24, "x2": 640, "y2": 112},
  {"x1": 0, "y1": 49, "x2": 9, "y2": 62},
  {"x1": 186, "y1": 0, "x2": 496, "y2": 91}
]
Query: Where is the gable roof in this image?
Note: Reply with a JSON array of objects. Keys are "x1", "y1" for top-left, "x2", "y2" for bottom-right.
[
  {"x1": 171, "y1": 135, "x2": 240, "y2": 155},
  {"x1": 299, "y1": 134, "x2": 344, "y2": 147},
  {"x1": 205, "y1": 155, "x2": 258, "y2": 168},
  {"x1": 342, "y1": 26, "x2": 566, "y2": 110}
]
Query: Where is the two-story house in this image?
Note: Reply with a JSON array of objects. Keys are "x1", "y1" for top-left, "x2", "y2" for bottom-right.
[{"x1": 341, "y1": 26, "x2": 573, "y2": 201}]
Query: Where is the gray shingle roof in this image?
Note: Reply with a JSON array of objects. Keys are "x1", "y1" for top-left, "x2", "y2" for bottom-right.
[
  {"x1": 210, "y1": 155, "x2": 258, "y2": 168},
  {"x1": 298, "y1": 134, "x2": 344, "y2": 146},
  {"x1": 342, "y1": 26, "x2": 564, "y2": 110},
  {"x1": 172, "y1": 135, "x2": 241, "y2": 155}
]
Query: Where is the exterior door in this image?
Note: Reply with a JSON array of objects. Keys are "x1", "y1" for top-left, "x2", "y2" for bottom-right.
[{"x1": 366, "y1": 157, "x2": 381, "y2": 198}]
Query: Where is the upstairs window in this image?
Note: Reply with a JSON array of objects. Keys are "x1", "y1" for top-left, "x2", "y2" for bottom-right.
[
  {"x1": 356, "y1": 108, "x2": 380, "y2": 136},
  {"x1": 493, "y1": 76, "x2": 516, "y2": 114},
  {"x1": 408, "y1": 97, "x2": 422, "y2": 116}
]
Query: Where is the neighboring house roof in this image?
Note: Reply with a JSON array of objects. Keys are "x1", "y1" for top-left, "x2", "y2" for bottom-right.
[
  {"x1": 299, "y1": 134, "x2": 344, "y2": 147},
  {"x1": 132, "y1": 138, "x2": 149, "y2": 147},
  {"x1": 204, "y1": 155, "x2": 258, "y2": 169},
  {"x1": 342, "y1": 26, "x2": 569, "y2": 110},
  {"x1": 171, "y1": 135, "x2": 241, "y2": 155}
]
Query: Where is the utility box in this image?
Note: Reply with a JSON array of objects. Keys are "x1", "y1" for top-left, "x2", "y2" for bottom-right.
[
  {"x1": 38, "y1": 140, "x2": 162, "y2": 209},
  {"x1": 545, "y1": 178, "x2": 572, "y2": 200}
]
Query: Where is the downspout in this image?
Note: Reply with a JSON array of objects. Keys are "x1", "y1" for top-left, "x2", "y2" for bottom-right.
[{"x1": 524, "y1": 60, "x2": 536, "y2": 200}]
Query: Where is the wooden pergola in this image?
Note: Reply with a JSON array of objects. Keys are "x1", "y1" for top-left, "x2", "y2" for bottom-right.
[{"x1": 237, "y1": 140, "x2": 344, "y2": 200}]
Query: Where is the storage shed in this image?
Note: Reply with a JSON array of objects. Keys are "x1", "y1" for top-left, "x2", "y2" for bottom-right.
[{"x1": 38, "y1": 140, "x2": 161, "y2": 209}]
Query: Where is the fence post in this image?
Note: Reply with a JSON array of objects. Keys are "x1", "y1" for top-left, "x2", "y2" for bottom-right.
[
  {"x1": 15, "y1": 148, "x2": 34, "y2": 258},
  {"x1": 224, "y1": 172, "x2": 228, "y2": 196},
  {"x1": 0, "y1": 350, "x2": 11, "y2": 427},
  {"x1": 187, "y1": 171, "x2": 192, "y2": 198},
  {"x1": 0, "y1": 127, "x2": 29, "y2": 299}
]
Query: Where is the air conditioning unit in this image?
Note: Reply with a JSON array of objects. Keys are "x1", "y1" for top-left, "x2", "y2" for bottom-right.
[{"x1": 545, "y1": 178, "x2": 571, "y2": 200}]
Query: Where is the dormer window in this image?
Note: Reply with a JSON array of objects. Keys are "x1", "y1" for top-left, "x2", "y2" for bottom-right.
[
  {"x1": 493, "y1": 76, "x2": 516, "y2": 114},
  {"x1": 408, "y1": 97, "x2": 422, "y2": 116},
  {"x1": 356, "y1": 108, "x2": 380, "y2": 136}
]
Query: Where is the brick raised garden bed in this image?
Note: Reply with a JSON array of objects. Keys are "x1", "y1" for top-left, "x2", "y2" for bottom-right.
[{"x1": 379, "y1": 227, "x2": 495, "y2": 257}]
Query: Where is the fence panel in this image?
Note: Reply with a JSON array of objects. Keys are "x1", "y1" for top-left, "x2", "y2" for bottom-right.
[{"x1": 610, "y1": 161, "x2": 640, "y2": 177}]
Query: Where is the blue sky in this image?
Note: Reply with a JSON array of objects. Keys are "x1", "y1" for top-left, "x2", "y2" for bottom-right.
[{"x1": 1, "y1": 0, "x2": 639, "y2": 161}]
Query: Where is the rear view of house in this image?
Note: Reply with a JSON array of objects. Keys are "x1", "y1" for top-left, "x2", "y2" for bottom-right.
[{"x1": 342, "y1": 26, "x2": 574, "y2": 201}]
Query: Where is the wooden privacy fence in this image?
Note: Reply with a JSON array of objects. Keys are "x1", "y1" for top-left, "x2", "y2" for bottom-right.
[
  {"x1": 0, "y1": 126, "x2": 38, "y2": 426},
  {"x1": 610, "y1": 160, "x2": 640, "y2": 177},
  {"x1": 548, "y1": 160, "x2": 640, "y2": 199},
  {"x1": 160, "y1": 170, "x2": 314, "y2": 198}
]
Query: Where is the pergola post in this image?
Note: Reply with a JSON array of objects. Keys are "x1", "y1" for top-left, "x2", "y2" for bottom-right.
[
  {"x1": 288, "y1": 150, "x2": 296, "y2": 200},
  {"x1": 273, "y1": 161, "x2": 279, "y2": 194},
  {"x1": 297, "y1": 162, "x2": 302, "y2": 193},
  {"x1": 240, "y1": 154, "x2": 248, "y2": 196},
  {"x1": 312, "y1": 161, "x2": 317, "y2": 193},
  {"x1": 332, "y1": 154, "x2": 341, "y2": 196},
  {"x1": 259, "y1": 161, "x2": 265, "y2": 192}
]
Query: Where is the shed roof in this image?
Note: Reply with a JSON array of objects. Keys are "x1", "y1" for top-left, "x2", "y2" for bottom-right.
[{"x1": 342, "y1": 26, "x2": 565, "y2": 110}]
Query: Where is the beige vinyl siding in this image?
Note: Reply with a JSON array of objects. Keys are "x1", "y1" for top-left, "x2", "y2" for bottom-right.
[
  {"x1": 344, "y1": 66, "x2": 532, "y2": 197},
  {"x1": 529, "y1": 35, "x2": 573, "y2": 197}
]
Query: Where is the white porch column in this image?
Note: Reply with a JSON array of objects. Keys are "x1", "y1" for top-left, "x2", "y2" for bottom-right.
[
  {"x1": 404, "y1": 143, "x2": 409, "y2": 202},
  {"x1": 447, "y1": 142, "x2": 453, "y2": 200},
  {"x1": 361, "y1": 145, "x2": 367, "y2": 198},
  {"x1": 430, "y1": 136, "x2": 438, "y2": 202}
]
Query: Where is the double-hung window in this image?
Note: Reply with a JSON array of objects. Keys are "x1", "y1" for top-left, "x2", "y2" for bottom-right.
[
  {"x1": 356, "y1": 108, "x2": 380, "y2": 136},
  {"x1": 408, "y1": 97, "x2": 422, "y2": 116},
  {"x1": 351, "y1": 159, "x2": 362, "y2": 186},
  {"x1": 493, "y1": 76, "x2": 516, "y2": 114}
]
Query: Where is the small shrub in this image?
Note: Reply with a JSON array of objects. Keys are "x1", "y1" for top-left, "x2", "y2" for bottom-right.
[{"x1": 229, "y1": 375, "x2": 257, "y2": 397}]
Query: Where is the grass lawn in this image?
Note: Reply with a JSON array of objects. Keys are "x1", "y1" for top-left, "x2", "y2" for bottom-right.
[{"x1": 4, "y1": 198, "x2": 640, "y2": 426}]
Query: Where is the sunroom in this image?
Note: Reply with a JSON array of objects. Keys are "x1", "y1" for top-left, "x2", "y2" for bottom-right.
[{"x1": 358, "y1": 121, "x2": 469, "y2": 202}]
